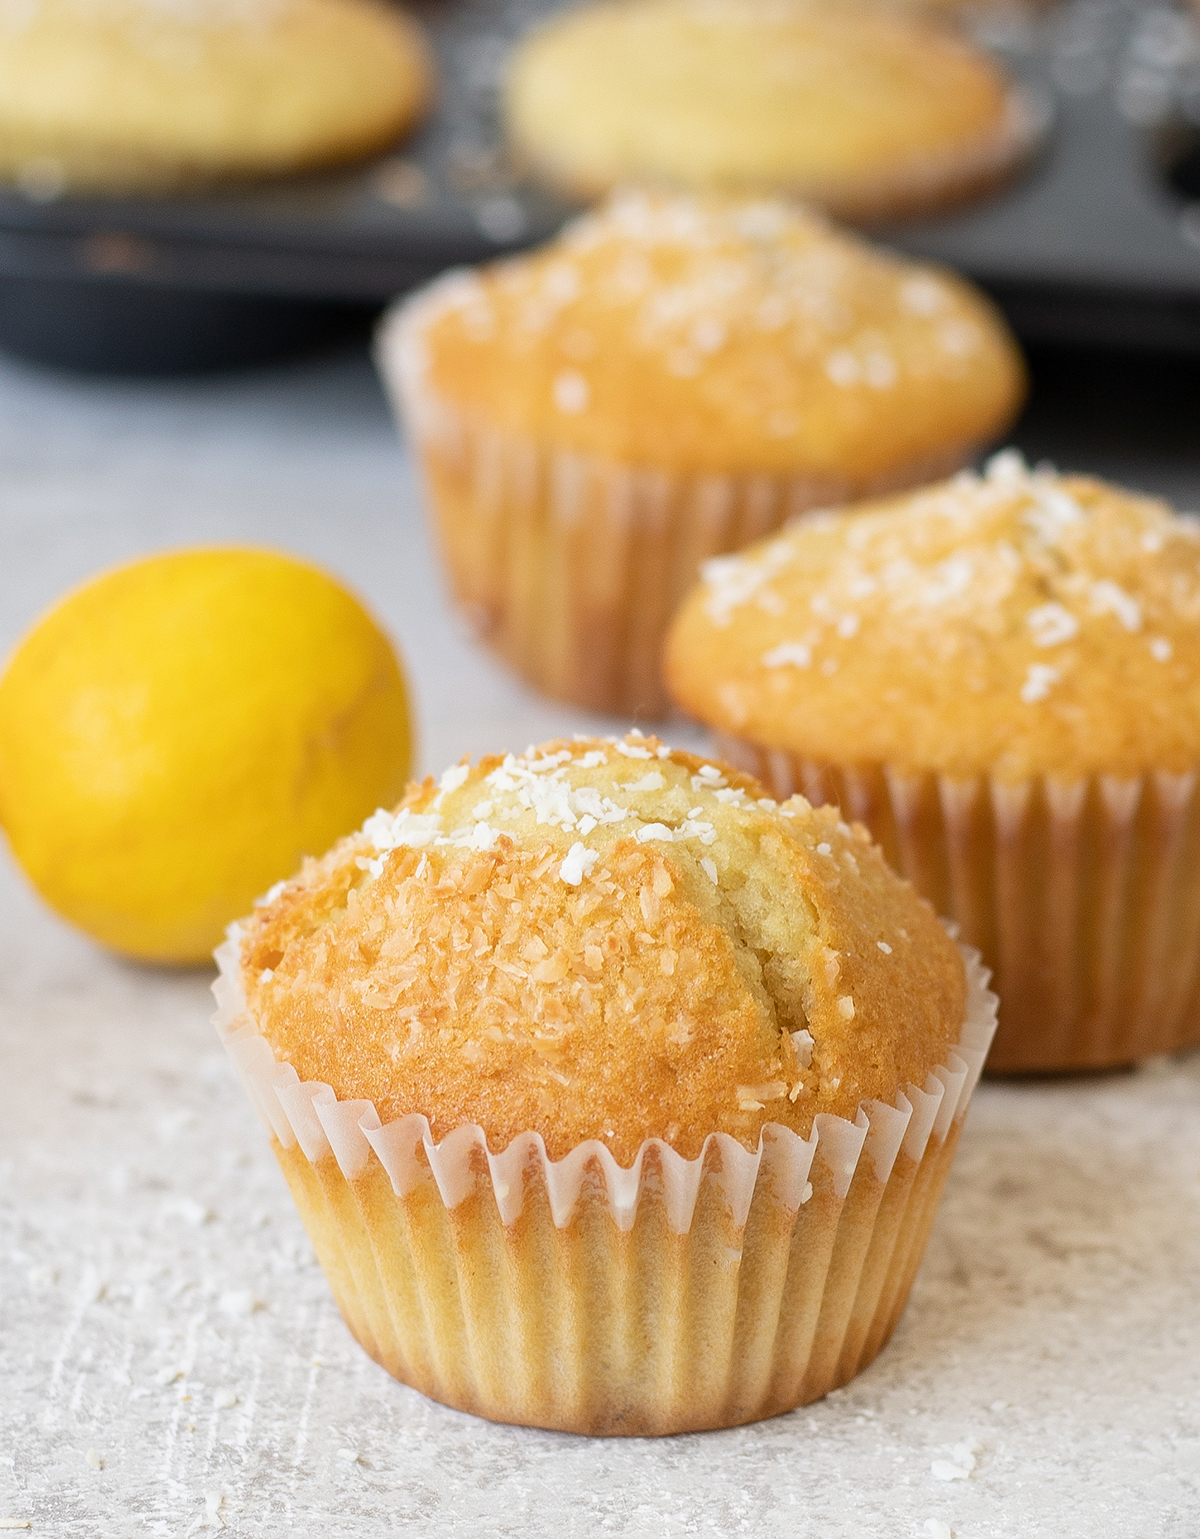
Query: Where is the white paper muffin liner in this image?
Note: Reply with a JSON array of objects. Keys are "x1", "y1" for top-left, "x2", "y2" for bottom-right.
[
  {"x1": 376, "y1": 289, "x2": 985, "y2": 719},
  {"x1": 212, "y1": 929, "x2": 996, "y2": 1434},
  {"x1": 718, "y1": 737, "x2": 1200, "y2": 1073}
]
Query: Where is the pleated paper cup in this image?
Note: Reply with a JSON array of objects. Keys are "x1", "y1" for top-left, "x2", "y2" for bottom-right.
[
  {"x1": 212, "y1": 932, "x2": 996, "y2": 1436},
  {"x1": 718, "y1": 737, "x2": 1200, "y2": 1074},
  {"x1": 376, "y1": 291, "x2": 977, "y2": 719}
]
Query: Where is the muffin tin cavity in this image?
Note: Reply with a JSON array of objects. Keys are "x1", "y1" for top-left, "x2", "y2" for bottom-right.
[{"x1": 0, "y1": 0, "x2": 1199, "y2": 369}]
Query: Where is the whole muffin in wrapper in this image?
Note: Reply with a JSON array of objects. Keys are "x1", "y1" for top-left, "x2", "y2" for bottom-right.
[
  {"x1": 665, "y1": 452, "x2": 1200, "y2": 1073},
  {"x1": 376, "y1": 191, "x2": 1024, "y2": 717},
  {"x1": 214, "y1": 734, "x2": 994, "y2": 1434}
]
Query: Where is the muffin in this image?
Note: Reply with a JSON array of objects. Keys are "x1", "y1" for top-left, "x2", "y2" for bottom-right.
[
  {"x1": 377, "y1": 190, "x2": 1025, "y2": 716},
  {"x1": 0, "y1": 0, "x2": 433, "y2": 195},
  {"x1": 214, "y1": 732, "x2": 996, "y2": 1434},
  {"x1": 503, "y1": 0, "x2": 1039, "y2": 224},
  {"x1": 665, "y1": 452, "x2": 1200, "y2": 1073}
]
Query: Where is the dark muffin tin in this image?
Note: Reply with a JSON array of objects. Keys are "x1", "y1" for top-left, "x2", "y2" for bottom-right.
[{"x1": 2, "y1": 0, "x2": 1199, "y2": 372}]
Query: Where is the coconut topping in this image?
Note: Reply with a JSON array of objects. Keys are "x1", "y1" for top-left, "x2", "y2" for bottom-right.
[
  {"x1": 666, "y1": 457, "x2": 1200, "y2": 781},
  {"x1": 693, "y1": 455, "x2": 1200, "y2": 674},
  {"x1": 239, "y1": 734, "x2": 965, "y2": 1161},
  {"x1": 399, "y1": 190, "x2": 1024, "y2": 479}
]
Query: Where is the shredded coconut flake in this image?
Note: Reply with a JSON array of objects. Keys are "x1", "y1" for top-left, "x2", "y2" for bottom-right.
[
  {"x1": 559, "y1": 842, "x2": 599, "y2": 885},
  {"x1": 438, "y1": 763, "x2": 470, "y2": 795},
  {"x1": 736, "y1": 1081, "x2": 787, "y2": 1111},
  {"x1": 1090, "y1": 579, "x2": 1142, "y2": 632},
  {"x1": 762, "y1": 640, "x2": 812, "y2": 669},
  {"x1": 1024, "y1": 486, "x2": 1085, "y2": 545},
  {"x1": 920, "y1": 554, "x2": 974, "y2": 606},
  {"x1": 364, "y1": 806, "x2": 443, "y2": 852},
  {"x1": 622, "y1": 771, "x2": 664, "y2": 791},
  {"x1": 700, "y1": 857, "x2": 719, "y2": 884},
  {"x1": 1027, "y1": 602, "x2": 1079, "y2": 647},
  {"x1": 985, "y1": 447, "x2": 1028, "y2": 486},
  {"x1": 791, "y1": 1027, "x2": 814, "y2": 1068},
  {"x1": 1020, "y1": 663, "x2": 1059, "y2": 704}
]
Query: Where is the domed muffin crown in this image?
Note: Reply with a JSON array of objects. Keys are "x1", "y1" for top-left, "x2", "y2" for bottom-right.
[
  {"x1": 666, "y1": 454, "x2": 1200, "y2": 782},
  {"x1": 395, "y1": 190, "x2": 1024, "y2": 482},
  {"x1": 238, "y1": 734, "x2": 965, "y2": 1161}
]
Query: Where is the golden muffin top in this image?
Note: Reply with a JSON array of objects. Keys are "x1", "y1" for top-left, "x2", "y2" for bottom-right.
[
  {"x1": 666, "y1": 454, "x2": 1200, "y2": 783},
  {"x1": 503, "y1": 0, "x2": 1030, "y2": 221},
  {"x1": 0, "y1": 0, "x2": 432, "y2": 193},
  {"x1": 237, "y1": 734, "x2": 966, "y2": 1162},
  {"x1": 392, "y1": 191, "x2": 1024, "y2": 480}
]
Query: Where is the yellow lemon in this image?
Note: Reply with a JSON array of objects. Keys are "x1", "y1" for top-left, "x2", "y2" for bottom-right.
[{"x1": 0, "y1": 547, "x2": 412, "y2": 963}]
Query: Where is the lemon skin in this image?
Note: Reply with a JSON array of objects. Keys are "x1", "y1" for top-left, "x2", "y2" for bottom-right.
[{"x1": 0, "y1": 547, "x2": 412, "y2": 963}]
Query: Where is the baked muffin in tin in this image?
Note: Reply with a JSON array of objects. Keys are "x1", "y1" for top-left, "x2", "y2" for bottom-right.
[
  {"x1": 0, "y1": 0, "x2": 433, "y2": 194},
  {"x1": 504, "y1": 0, "x2": 1039, "y2": 224}
]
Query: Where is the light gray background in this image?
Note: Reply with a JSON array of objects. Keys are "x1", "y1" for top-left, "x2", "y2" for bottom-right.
[{"x1": 2, "y1": 341, "x2": 1199, "y2": 1538}]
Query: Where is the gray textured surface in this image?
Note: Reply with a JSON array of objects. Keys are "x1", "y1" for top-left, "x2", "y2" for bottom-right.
[{"x1": 2, "y1": 345, "x2": 1200, "y2": 1538}]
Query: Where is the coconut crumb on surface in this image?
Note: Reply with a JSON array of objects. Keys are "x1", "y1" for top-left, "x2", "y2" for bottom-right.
[{"x1": 239, "y1": 734, "x2": 965, "y2": 1162}]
